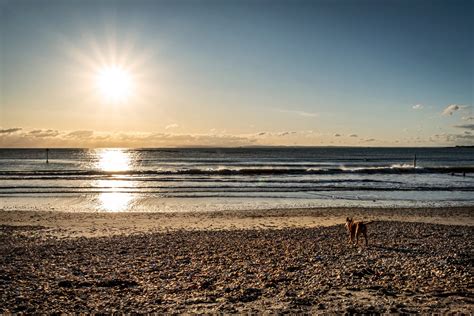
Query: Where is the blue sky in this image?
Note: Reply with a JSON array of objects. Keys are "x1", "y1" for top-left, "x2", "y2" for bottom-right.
[{"x1": 1, "y1": 0, "x2": 472, "y2": 147}]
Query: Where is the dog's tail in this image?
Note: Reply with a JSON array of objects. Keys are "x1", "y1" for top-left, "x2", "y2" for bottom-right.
[{"x1": 364, "y1": 221, "x2": 375, "y2": 225}]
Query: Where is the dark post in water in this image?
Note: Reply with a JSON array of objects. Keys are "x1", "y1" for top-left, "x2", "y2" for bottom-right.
[
  {"x1": 46, "y1": 148, "x2": 49, "y2": 164},
  {"x1": 413, "y1": 154, "x2": 417, "y2": 168}
]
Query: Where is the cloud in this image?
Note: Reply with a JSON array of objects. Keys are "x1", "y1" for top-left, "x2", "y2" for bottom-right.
[
  {"x1": 0, "y1": 127, "x2": 260, "y2": 148},
  {"x1": 430, "y1": 132, "x2": 474, "y2": 145},
  {"x1": 454, "y1": 124, "x2": 474, "y2": 131},
  {"x1": 29, "y1": 129, "x2": 60, "y2": 138},
  {"x1": 4, "y1": 127, "x2": 468, "y2": 147},
  {"x1": 334, "y1": 133, "x2": 341, "y2": 137},
  {"x1": 165, "y1": 124, "x2": 179, "y2": 130},
  {"x1": 66, "y1": 130, "x2": 94, "y2": 138},
  {"x1": 442, "y1": 104, "x2": 464, "y2": 116},
  {"x1": 256, "y1": 131, "x2": 298, "y2": 137},
  {"x1": 454, "y1": 134, "x2": 474, "y2": 142},
  {"x1": 412, "y1": 104, "x2": 423, "y2": 110},
  {"x1": 277, "y1": 109, "x2": 318, "y2": 117},
  {"x1": 278, "y1": 131, "x2": 296, "y2": 136},
  {"x1": 0, "y1": 128, "x2": 22, "y2": 134}
]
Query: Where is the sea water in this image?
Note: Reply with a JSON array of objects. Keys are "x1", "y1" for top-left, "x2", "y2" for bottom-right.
[{"x1": 0, "y1": 147, "x2": 473, "y2": 212}]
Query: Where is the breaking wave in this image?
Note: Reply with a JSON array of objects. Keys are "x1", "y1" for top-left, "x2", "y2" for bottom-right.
[{"x1": 1, "y1": 165, "x2": 473, "y2": 178}]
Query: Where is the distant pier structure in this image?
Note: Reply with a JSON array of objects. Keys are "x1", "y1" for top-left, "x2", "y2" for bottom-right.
[{"x1": 46, "y1": 148, "x2": 49, "y2": 164}]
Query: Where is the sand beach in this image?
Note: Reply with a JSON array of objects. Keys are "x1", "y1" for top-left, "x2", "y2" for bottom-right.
[{"x1": 1, "y1": 207, "x2": 473, "y2": 313}]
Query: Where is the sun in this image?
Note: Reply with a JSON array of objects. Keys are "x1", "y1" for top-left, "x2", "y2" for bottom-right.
[{"x1": 95, "y1": 66, "x2": 133, "y2": 103}]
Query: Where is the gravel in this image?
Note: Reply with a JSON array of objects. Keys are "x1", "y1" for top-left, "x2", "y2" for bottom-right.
[{"x1": 0, "y1": 221, "x2": 473, "y2": 313}]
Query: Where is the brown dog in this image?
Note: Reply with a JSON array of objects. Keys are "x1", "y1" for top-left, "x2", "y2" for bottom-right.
[{"x1": 345, "y1": 217, "x2": 374, "y2": 246}]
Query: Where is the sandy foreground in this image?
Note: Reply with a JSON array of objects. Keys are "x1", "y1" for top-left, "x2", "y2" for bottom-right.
[
  {"x1": 0, "y1": 206, "x2": 473, "y2": 238},
  {"x1": 0, "y1": 207, "x2": 473, "y2": 313}
]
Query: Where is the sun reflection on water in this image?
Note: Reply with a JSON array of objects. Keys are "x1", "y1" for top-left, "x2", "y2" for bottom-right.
[
  {"x1": 99, "y1": 192, "x2": 134, "y2": 212},
  {"x1": 95, "y1": 149, "x2": 135, "y2": 211},
  {"x1": 97, "y1": 148, "x2": 131, "y2": 172}
]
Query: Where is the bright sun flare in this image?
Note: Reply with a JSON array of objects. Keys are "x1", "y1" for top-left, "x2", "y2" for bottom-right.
[
  {"x1": 95, "y1": 66, "x2": 133, "y2": 103},
  {"x1": 97, "y1": 149, "x2": 130, "y2": 172}
]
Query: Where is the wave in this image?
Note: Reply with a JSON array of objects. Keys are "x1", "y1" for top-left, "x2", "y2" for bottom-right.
[
  {"x1": 1, "y1": 185, "x2": 474, "y2": 194},
  {"x1": 0, "y1": 165, "x2": 473, "y2": 177}
]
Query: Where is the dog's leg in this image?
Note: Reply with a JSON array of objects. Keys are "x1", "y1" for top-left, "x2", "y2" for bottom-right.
[
  {"x1": 355, "y1": 226, "x2": 360, "y2": 246},
  {"x1": 347, "y1": 225, "x2": 353, "y2": 244},
  {"x1": 364, "y1": 231, "x2": 368, "y2": 246}
]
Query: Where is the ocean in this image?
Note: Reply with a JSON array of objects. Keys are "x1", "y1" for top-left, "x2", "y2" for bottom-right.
[{"x1": 1, "y1": 147, "x2": 473, "y2": 212}]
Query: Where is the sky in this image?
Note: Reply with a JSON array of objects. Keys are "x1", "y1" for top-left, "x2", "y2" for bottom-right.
[{"x1": 0, "y1": 0, "x2": 473, "y2": 147}]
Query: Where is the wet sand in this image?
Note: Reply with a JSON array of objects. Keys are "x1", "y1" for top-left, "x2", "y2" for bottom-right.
[{"x1": 0, "y1": 207, "x2": 473, "y2": 313}]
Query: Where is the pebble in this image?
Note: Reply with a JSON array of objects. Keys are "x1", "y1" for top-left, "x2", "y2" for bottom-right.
[{"x1": 0, "y1": 222, "x2": 472, "y2": 313}]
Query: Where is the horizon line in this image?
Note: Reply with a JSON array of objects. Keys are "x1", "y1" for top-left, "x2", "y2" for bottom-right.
[{"x1": 1, "y1": 145, "x2": 471, "y2": 150}]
